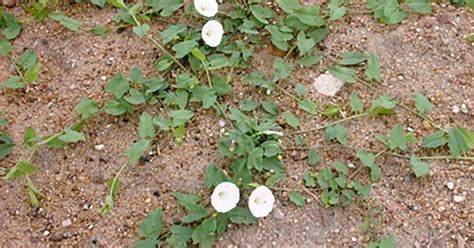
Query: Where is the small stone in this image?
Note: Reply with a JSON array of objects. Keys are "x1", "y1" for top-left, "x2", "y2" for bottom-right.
[
  {"x1": 398, "y1": 75, "x2": 404, "y2": 80},
  {"x1": 94, "y1": 144, "x2": 105, "y2": 150},
  {"x1": 218, "y1": 120, "x2": 226, "y2": 127},
  {"x1": 460, "y1": 104, "x2": 468, "y2": 114},
  {"x1": 351, "y1": 237, "x2": 357, "y2": 242},
  {"x1": 100, "y1": 76, "x2": 107, "y2": 81},
  {"x1": 313, "y1": 73, "x2": 344, "y2": 97},
  {"x1": 274, "y1": 208, "x2": 285, "y2": 219},
  {"x1": 144, "y1": 198, "x2": 151, "y2": 203},
  {"x1": 49, "y1": 233, "x2": 63, "y2": 242},
  {"x1": 452, "y1": 105, "x2": 460, "y2": 114},
  {"x1": 62, "y1": 219, "x2": 72, "y2": 227},
  {"x1": 43, "y1": 230, "x2": 50, "y2": 236},
  {"x1": 422, "y1": 120, "x2": 431, "y2": 130},
  {"x1": 446, "y1": 182, "x2": 454, "y2": 190},
  {"x1": 453, "y1": 195, "x2": 465, "y2": 203}
]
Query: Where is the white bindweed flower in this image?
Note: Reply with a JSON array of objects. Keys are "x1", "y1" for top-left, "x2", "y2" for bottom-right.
[
  {"x1": 194, "y1": 0, "x2": 219, "y2": 18},
  {"x1": 248, "y1": 186, "x2": 275, "y2": 218},
  {"x1": 202, "y1": 20, "x2": 224, "y2": 47},
  {"x1": 211, "y1": 182, "x2": 240, "y2": 213}
]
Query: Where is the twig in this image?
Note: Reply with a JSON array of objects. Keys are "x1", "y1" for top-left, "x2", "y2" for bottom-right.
[
  {"x1": 397, "y1": 103, "x2": 448, "y2": 133},
  {"x1": 433, "y1": 224, "x2": 461, "y2": 243},
  {"x1": 291, "y1": 113, "x2": 368, "y2": 135}
]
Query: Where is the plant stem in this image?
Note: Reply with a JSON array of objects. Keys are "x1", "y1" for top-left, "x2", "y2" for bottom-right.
[
  {"x1": 9, "y1": 56, "x2": 24, "y2": 79},
  {"x1": 288, "y1": 144, "x2": 474, "y2": 161},
  {"x1": 397, "y1": 103, "x2": 448, "y2": 133},
  {"x1": 291, "y1": 113, "x2": 368, "y2": 135},
  {"x1": 202, "y1": 61, "x2": 236, "y2": 129}
]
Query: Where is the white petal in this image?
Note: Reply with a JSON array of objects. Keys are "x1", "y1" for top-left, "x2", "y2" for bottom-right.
[
  {"x1": 211, "y1": 182, "x2": 240, "y2": 213},
  {"x1": 202, "y1": 20, "x2": 224, "y2": 47},
  {"x1": 194, "y1": 0, "x2": 219, "y2": 18},
  {"x1": 248, "y1": 186, "x2": 275, "y2": 218}
]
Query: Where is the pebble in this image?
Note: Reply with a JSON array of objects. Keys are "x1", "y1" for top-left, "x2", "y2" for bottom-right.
[
  {"x1": 351, "y1": 237, "x2": 357, "y2": 242},
  {"x1": 452, "y1": 105, "x2": 460, "y2": 114},
  {"x1": 62, "y1": 219, "x2": 72, "y2": 227},
  {"x1": 446, "y1": 182, "x2": 454, "y2": 190},
  {"x1": 218, "y1": 120, "x2": 226, "y2": 127},
  {"x1": 43, "y1": 230, "x2": 50, "y2": 236},
  {"x1": 144, "y1": 198, "x2": 151, "y2": 203},
  {"x1": 460, "y1": 103, "x2": 468, "y2": 114},
  {"x1": 313, "y1": 73, "x2": 344, "y2": 97},
  {"x1": 95, "y1": 144, "x2": 105, "y2": 150},
  {"x1": 453, "y1": 195, "x2": 465, "y2": 203},
  {"x1": 100, "y1": 76, "x2": 107, "y2": 81}
]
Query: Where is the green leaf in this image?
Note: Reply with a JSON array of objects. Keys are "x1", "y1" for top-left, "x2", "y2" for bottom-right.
[
  {"x1": 212, "y1": 76, "x2": 231, "y2": 96},
  {"x1": 299, "y1": 100, "x2": 318, "y2": 115},
  {"x1": 295, "y1": 83, "x2": 308, "y2": 97},
  {"x1": 17, "y1": 50, "x2": 38, "y2": 69},
  {"x1": 170, "y1": 109, "x2": 194, "y2": 127},
  {"x1": 327, "y1": 65, "x2": 357, "y2": 83},
  {"x1": 4, "y1": 160, "x2": 38, "y2": 180},
  {"x1": 59, "y1": 128, "x2": 85, "y2": 143},
  {"x1": 339, "y1": 51, "x2": 366, "y2": 65},
  {"x1": 349, "y1": 92, "x2": 364, "y2": 114},
  {"x1": 139, "y1": 209, "x2": 163, "y2": 239},
  {"x1": 296, "y1": 31, "x2": 315, "y2": 55},
  {"x1": 323, "y1": 105, "x2": 341, "y2": 117},
  {"x1": 204, "y1": 164, "x2": 230, "y2": 189},
  {"x1": 49, "y1": 12, "x2": 81, "y2": 32},
  {"x1": 0, "y1": 39, "x2": 13, "y2": 57},
  {"x1": 104, "y1": 99, "x2": 132, "y2": 116},
  {"x1": 283, "y1": 111, "x2": 300, "y2": 129},
  {"x1": 139, "y1": 112, "x2": 156, "y2": 139},
  {"x1": 262, "y1": 100, "x2": 279, "y2": 115},
  {"x1": 413, "y1": 91, "x2": 433, "y2": 114},
  {"x1": 160, "y1": 24, "x2": 187, "y2": 44},
  {"x1": 273, "y1": 58, "x2": 292, "y2": 82},
  {"x1": 172, "y1": 192, "x2": 207, "y2": 223},
  {"x1": 23, "y1": 62, "x2": 41, "y2": 83},
  {"x1": 240, "y1": 99, "x2": 259, "y2": 112},
  {"x1": 91, "y1": 0, "x2": 106, "y2": 7},
  {"x1": 381, "y1": 0, "x2": 408, "y2": 24},
  {"x1": 75, "y1": 98, "x2": 99, "y2": 119},
  {"x1": 379, "y1": 233, "x2": 397, "y2": 248},
  {"x1": 227, "y1": 207, "x2": 257, "y2": 225},
  {"x1": 172, "y1": 40, "x2": 198, "y2": 59},
  {"x1": 191, "y1": 217, "x2": 216, "y2": 246},
  {"x1": 407, "y1": 0, "x2": 432, "y2": 14},
  {"x1": 150, "y1": 0, "x2": 183, "y2": 17},
  {"x1": 89, "y1": 25, "x2": 109, "y2": 36},
  {"x1": 247, "y1": 147, "x2": 264, "y2": 170},
  {"x1": 134, "y1": 238, "x2": 159, "y2": 248},
  {"x1": 388, "y1": 124, "x2": 407, "y2": 150},
  {"x1": 244, "y1": 71, "x2": 273, "y2": 90},
  {"x1": 276, "y1": 0, "x2": 301, "y2": 14},
  {"x1": 325, "y1": 124, "x2": 348, "y2": 144},
  {"x1": 1, "y1": 76, "x2": 24, "y2": 89},
  {"x1": 368, "y1": 94, "x2": 398, "y2": 116},
  {"x1": 303, "y1": 170, "x2": 316, "y2": 187},
  {"x1": 289, "y1": 191, "x2": 306, "y2": 206},
  {"x1": 265, "y1": 25, "x2": 293, "y2": 51},
  {"x1": 167, "y1": 225, "x2": 193, "y2": 248},
  {"x1": 23, "y1": 127, "x2": 38, "y2": 147},
  {"x1": 365, "y1": 53, "x2": 382, "y2": 81},
  {"x1": 106, "y1": 73, "x2": 130, "y2": 98},
  {"x1": 124, "y1": 89, "x2": 145, "y2": 105},
  {"x1": 300, "y1": 53, "x2": 321, "y2": 67},
  {"x1": 250, "y1": 4, "x2": 274, "y2": 24},
  {"x1": 448, "y1": 127, "x2": 470, "y2": 157},
  {"x1": 410, "y1": 156, "x2": 429, "y2": 177},
  {"x1": 421, "y1": 131, "x2": 448, "y2": 148},
  {"x1": 124, "y1": 139, "x2": 150, "y2": 165},
  {"x1": 329, "y1": 0, "x2": 347, "y2": 21},
  {"x1": 3, "y1": 13, "x2": 22, "y2": 40},
  {"x1": 133, "y1": 24, "x2": 150, "y2": 38},
  {"x1": 308, "y1": 149, "x2": 321, "y2": 166},
  {"x1": 293, "y1": 6, "x2": 325, "y2": 26}
]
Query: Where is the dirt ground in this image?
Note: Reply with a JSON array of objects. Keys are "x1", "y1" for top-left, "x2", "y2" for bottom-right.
[{"x1": 0, "y1": 3, "x2": 473, "y2": 247}]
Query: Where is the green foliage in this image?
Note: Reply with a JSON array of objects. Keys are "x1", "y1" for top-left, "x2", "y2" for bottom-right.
[
  {"x1": 4, "y1": 160, "x2": 38, "y2": 181},
  {"x1": 448, "y1": 127, "x2": 473, "y2": 157},
  {"x1": 413, "y1": 91, "x2": 433, "y2": 114},
  {"x1": 0, "y1": 130, "x2": 15, "y2": 159},
  {"x1": 339, "y1": 51, "x2": 367, "y2": 65},
  {"x1": 75, "y1": 98, "x2": 99, "y2": 119},
  {"x1": 368, "y1": 94, "x2": 398, "y2": 116},
  {"x1": 283, "y1": 111, "x2": 300, "y2": 128},
  {"x1": 367, "y1": 0, "x2": 408, "y2": 24},
  {"x1": 357, "y1": 150, "x2": 382, "y2": 182},
  {"x1": 289, "y1": 191, "x2": 306, "y2": 206},
  {"x1": 1, "y1": 49, "x2": 41, "y2": 89},
  {"x1": 49, "y1": 12, "x2": 81, "y2": 32},
  {"x1": 422, "y1": 131, "x2": 447, "y2": 148},
  {"x1": 308, "y1": 148, "x2": 321, "y2": 166},
  {"x1": 329, "y1": 0, "x2": 347, "y2": 21},
  {"x1": 204, "y1": 164, "x2": 230, "y2": 189},
  {"x1": 327, "y1": 65, "x2": 357, "y2": 83},
  {"x1": 173, "y1": 192, "x2": 207, "y2": 223},
  {"x1": 388, "y1": 124, "x2": 407, "y2": 150},
  {"x1": 0, "y1": 39, "x2": 12, "y2": 56},
  {"x1": 124, "y1": 139, "x2": 151, "y2": 165},
  {"x1": 410, "y1": 156, "x2": 430, "y2": 177},
  {"x1": 2, "y1": 12, "x2": 22, "y2": 40},
  {"x1": 349, "y1": 92, "x2": 364, "y2": 114},
  {"x1": 58, "y1": 128, "x2": 85, "y2": 143},
  {"x1": 139, "y1": 209, "x2": 163, "y2": 238},
  {"x1": 325, "y1": 124, "x2": 348, "y2": 144}
]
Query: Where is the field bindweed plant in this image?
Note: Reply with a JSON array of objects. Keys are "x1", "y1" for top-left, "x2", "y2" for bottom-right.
[{"x1": 1, "y1": 0, "x2": 473, "y2": 247}]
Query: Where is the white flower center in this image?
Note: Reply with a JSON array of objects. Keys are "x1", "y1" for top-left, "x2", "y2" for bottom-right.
[
  {"x1": 254, "y1": 196, "x2": 266, "y2": 204},
  {"x1": 218, "y1": 191, "x2": 225, "y2": 197}
]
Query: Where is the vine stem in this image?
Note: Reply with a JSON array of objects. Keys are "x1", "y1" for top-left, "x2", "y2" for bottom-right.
[
  {"x1": 397, "y1": 103, "x2": 448, "y2": 133},
  {"x1": 287, "y1": 144, "x2": 474, "y2": 161},
  {"x1": 127, "y1": 7, "x2": 188, "y2": 72},
  {"x1": 202, "y1": 61, "x2": 236, "y2": 129},
  {"x1": 9, "y1": 56, "x2": 24, "y2": 79},
  {"x1": 291, "y1": 113, "x2": 368, "y2": 135}
]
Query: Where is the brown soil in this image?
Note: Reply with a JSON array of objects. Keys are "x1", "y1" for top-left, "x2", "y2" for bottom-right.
[{"x1": 1, "y1": 3, "x2": 473, "y2": 247}]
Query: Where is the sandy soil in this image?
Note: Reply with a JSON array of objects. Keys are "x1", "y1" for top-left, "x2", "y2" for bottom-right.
[{"x1": 0, "y1": 3, "x2": 473, "y2": 247}]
